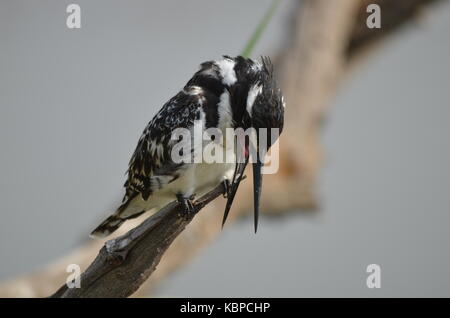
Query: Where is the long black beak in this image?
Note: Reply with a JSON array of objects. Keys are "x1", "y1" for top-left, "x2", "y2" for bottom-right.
[
  {"x1": 222, "y1": 132, "x2": 264, "y2": 233},
  {"x1": 252, "y1": 160, "x2": 263, "y2": 233}
]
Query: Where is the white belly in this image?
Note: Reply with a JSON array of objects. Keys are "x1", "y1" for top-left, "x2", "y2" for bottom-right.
[
  {"x1": 192, "y1": 161, "x2": 235, "y2": 196},
  {"x1": 133, "y1": 161, "x2": 233, "y2": 213},
  {"x1": 125, "y1": 138, "x2": 236, "y2": 216}
]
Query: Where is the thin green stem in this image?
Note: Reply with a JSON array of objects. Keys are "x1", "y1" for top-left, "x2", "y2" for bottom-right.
[{"x1": 241, "y1": 0, "x2": 282, "y2": 58}]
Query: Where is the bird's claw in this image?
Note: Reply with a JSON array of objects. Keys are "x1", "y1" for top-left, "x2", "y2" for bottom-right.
[{"x1": 177, "y1": 193, "x2": 195, "y2": 219}]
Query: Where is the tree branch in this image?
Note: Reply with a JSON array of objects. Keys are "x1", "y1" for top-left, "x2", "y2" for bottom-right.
[{"x1": 51, "y1": 182, "x2": 227, "y2": 298}]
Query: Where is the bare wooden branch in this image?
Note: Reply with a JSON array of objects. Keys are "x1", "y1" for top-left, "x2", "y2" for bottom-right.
[{"x1": 51, "y1": 182, "x2": 226, "y2": 298}]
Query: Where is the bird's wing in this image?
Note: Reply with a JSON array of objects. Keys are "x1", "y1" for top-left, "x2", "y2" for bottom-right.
[{"x1": 121, "y1": 89, "x2": 207, "y2": 208}]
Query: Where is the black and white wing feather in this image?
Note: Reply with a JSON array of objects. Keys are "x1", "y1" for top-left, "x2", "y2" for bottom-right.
[{"x1": 123, "y1": 90, "x2": 205, "y2": 206}]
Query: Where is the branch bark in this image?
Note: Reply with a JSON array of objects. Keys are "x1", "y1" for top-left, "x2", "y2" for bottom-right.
[{"x1": 51, "y1": 183, "x2": 226, "y2": 298}]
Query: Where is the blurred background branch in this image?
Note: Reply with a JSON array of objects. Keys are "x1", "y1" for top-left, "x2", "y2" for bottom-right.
[{"x1": 0, "y1": 0, "x2": 442, "y2": 297}]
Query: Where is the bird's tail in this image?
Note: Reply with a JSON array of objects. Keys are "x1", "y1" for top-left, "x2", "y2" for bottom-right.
[
  {"x1": 90, "y1": 198, "x2": 146, "y2": 238},
  {"x1": 89, "y1": 214, "x2": 127, "y2": 238}
]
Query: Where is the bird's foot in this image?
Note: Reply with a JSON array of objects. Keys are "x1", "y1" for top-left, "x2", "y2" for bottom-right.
[
  {"x1": 222, "y1": 179, "x2": 231, "y2": 198},
  {"x1": 176, "y1": 193, "x2": 195, "y2": 219}
]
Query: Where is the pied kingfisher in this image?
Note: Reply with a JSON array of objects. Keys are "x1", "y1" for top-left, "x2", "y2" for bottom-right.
[{"x1": 90, "y1": 55, "x2": 285, "y2": 238}]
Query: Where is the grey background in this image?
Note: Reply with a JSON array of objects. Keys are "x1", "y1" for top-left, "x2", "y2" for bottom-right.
[{"x1": 1, "y1": 0, "x2": 449, "y2": 297}]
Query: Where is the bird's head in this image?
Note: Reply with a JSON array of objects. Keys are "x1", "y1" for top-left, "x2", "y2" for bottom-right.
[
  {"x1": 241, "y1": 56, "x2": 285, "y2": 146},
  {"x1": 220, "y1": 55, "x2": 285, "y2": 232}
]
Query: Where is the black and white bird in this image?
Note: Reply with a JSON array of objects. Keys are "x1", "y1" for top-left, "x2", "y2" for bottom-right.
[{"x1": 90, "y1": 55, "x2": 284, "y2": 238}]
